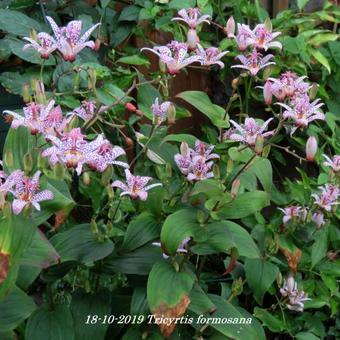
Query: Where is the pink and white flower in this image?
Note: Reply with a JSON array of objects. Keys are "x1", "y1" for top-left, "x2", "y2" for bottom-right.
[
  {"x1": 46, "y1": 16, "x2": 100, "y2": 61},
  {"x1": 171, "y1": 8, "x2": 211, "y2": 29},
  {"x1": 196, "y1": 44, "x2": 229, "y2": 68},
  {"x1": 234, "y1": 24, "x2": 254, "y2": 51},
  {"x1": 231, "y1": 50, "x2": 275, "y2": 76},
  {"x1": 10, "y1": 171, "x2": 53, "y2": 215},
  {"x1": 141, "y1": 41, "x2": 201, "y2": 74},
  {"x1": 69, "y1": 100, "x2": 96, "y2": 121},
  {"x1": 250, "y1": 24, "x2": 282, "y2": 50},
  {"x1": 312, "y1": 211, "x2": 325, "y2": 228},
  {"x1": 112, "y1": 169, "x2": 162, "y2": 201},
  {"x1": 151, "y1": 98, "x2": 171, "y2": 125},
  {"x1": 225, "y1": 117, "x2": 274, "y2": 146},
  {"x1": 193, "y1": 140, "x2": 219, "y2": 161},
  {"x1": 153, "y1": 237, "x2": 191, "y2": 259},
  {"x1": 323, "y1": 154, "x2": 340, "y2": 173},
  {"x1": 278, "y1": 205, "x2": 307, "y2": 225},
  {"x1": 187, "y1": 157, "x2": 214, "y2": 181},
  {"x1": 224, "y1": 16, "x2": 235, "y2": 38},
  {"x1": 23, "y1": 32, "x2": 57, "y2": 59},
  {"x1": 277, "y1": 95, "x2": 325, "y2": 134},
  {"x1": 312, "y1": 184, "x2": 339, "y2": 212}
]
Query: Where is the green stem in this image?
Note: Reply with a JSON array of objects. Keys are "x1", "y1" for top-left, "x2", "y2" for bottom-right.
[{"x1": 244, "y1": 77, "x2": 253, "y2": 116}]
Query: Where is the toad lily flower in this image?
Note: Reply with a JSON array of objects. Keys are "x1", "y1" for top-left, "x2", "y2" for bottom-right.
[
  {"x1": 23, "y1": 32, "x2": 57, "y2": 59},
  {"x1": 196, "y1": 44, "x2": 229, "y2": 68},
  {"x1": 193, "y1": 140, "x2": 219, "y2": 161},
  {"x1": 323, "y1": 154, "x2": 340, "y2": 173},
  {"x1": 11, "y1": 171, "x2": 54, "y2": 215},
  {"x1": 277, "y1": 95, "x2": 325, "y2": 134},
  {"x1": 231, "y1": 50, "x2": 275, "y2": 76},
  {"x1": 4, "y1": 100, "x2": 66, "y2": 136},
  {"x1": 234, "y1": 24, "x2": 254, "y2": 51},
  {"x1": 69, "y1": 100, "x2": 96, "y2": 121},
  {"x1": 174, "y1": 142, "x2": 192, "y2": 176},
  {"x1": 0, "y1": 170, "x2": 25, "y2": 195},
  {"x1": 151, "y1": 98, "x2": 172, "y2": 125},
  {"x1": 278, "y1": 205, "x2": 307, "y2": 225},
  {"x1": 225, "y1": 118, "x2": 274, "y2": 146},
  {"x1": 153, "y1": 237, "x2": 191, "y2": 259},
  {"x1": 46, "y1": 16, "x2": 100, "y2": 61},
  {"x1": 141, "y1": 41, "x2": 201, "y2": 74},
  {"x1": 171, "y1": 8, "x2": 211, "y2": 29},
  {"x1": 112, "y1": 169, "x2": 162, "y2": 201},
  {"x1": 187, "y1": 157, "x2": 214, "y2": 181},
  {"x1": 312, "y1": 184, "x2": 339, "y2": 212},
  {"x1": 250, "y1": 24, "x2": 282, "y2": 50}
]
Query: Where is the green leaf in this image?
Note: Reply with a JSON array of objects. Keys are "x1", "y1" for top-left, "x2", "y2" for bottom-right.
[
  {"x1": 297, "y1": 0, "x2": 310, "y2": 10},
  {"x1": 169, "y1": 0, "x2": 196, "y2": 10},
  {"x1": 311, "y1": 228, "x2": 328, "y2": 268},
  {"x1": 309, "y1": 48, "x2": 331, "y2": 74},
  {"x1": 103, "y1": 244, "x2": 163, "y2": 275},
  {"x1": 25, "y1": 304, "x2": 75, "y2": 340},
  {"x1": 70, "y1": 290, "x2": 111, "y2": 340},
  {"x1": 147, "y1": 261, "x2": 194, "y2": 311},
  {"x1": 121, "y1": 212, "x2": 160, "y2": 252},
  {"x1": 0, "y1": 9, "x2": 41, "y2": 36},
  {"x1": 191, "y1": 179, "x2": 225, "y2": 198},
  {"x1": 309, "y1": 33, "x2": 339, "y2": 47},
  {"x1": 161, "y1": 209, "x2": 199, "y2": 255},
  {"x1": 176, "y1": 91, "x2": 229, "y2": 128},
  {"x1": 50, "y1": 224, "x2": 114, "y2": 263},
  {"x1": 245, "y1": 258, "x2": 279, "y2": 304},
  {"x1": 0, "y1": 286, "x2": 36, "y2": 332},
  {"x1": 254, "y1": 307, "x2": 284, "y2": 332},
  {"x1": 228, "y1": 146, "x2": 254, "y2": 163},
  {"x1": 118, "y1": 6, "x2": 140, "y2": 22},
  {"x1": 161, "y1": 134, "x2": 197, "y2": 147},
  {"x1": 255, "y1": 0, "x2": 269, "y2": 21},
  {"x1": 247, "y1": 157, "x2": 273, "y2": 192},
  {"x1": 296, "y1": 332, "x2": 320, "y2": 340},
  {"x1": 217, "y1": 191, "x2": 270, "y2": 219},
  {"x1": 117, "y1": 55, "x2": 150, "y2": 66},
  {"x1": 96, "y1": 83, "x2": 130, "y2": 107},
  {"x1": 188, "y1": 283, "x2": 216, "y2": 315}
]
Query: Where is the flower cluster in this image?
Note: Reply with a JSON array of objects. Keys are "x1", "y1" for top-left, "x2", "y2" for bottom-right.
[
  {"x1": 175, "y1": 140, "x2": 219, "y2": 181},
  {"x1": 0, "y1": 170, "x2": 53, "y2": 215},
  {"x1": 24, "y1": 17, "x2": 100, "y2": 61},
  {"x1": 280, "y1": 273, "x2": 311, "y2": 312}
]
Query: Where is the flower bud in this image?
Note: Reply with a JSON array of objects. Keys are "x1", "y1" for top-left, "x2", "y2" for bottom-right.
[
  {"x1": 94, "y1": 37, "x2": 102, "y2": 52},
  {"x1": 224, "y1": 16, "x2": 235, "y2": 38},
  {"x1": 306, "y1": 136, "x2": 317, "y2": 161},
  {"x1": 83, "y1": 172, "x2": 91, "y2": 186},
  {"x1": 22, "y1": 84, "x2": 31, "y2": 103},
  {"x1": 227, "y1": 159, "x2": 234, "y2": 175},
  {"x1": 264, "y1": 17, "x2": 272, "y2": 31},
  {"x1": 187, "y1": 29, "x2": 199, "y2": 49},
  {"x1": 34, "y1": 80, "x2": 46, "y2": 104},
  {"x1": 231, "y1": 178, "x2": 241, "y2": 198},
  {"x1": 212, "y1": 164, "x2": 220, "y2": 179},
  {"x1": 262, "y1": 65, "x2": 273, "y2": 80},
  {"x1": 124, "y1": 137, "x2": 134, "y2": 148},
  {"x1": 167, "y1": 102, "x2": 176, "y2": 124},
  {"x1": 53, "y1": 162, "x2": 65, "y2": 179},
  {"x1": 231, "y1": 277, "x2": 243, "y2": 296},
  {"x1": 159, "y1": 60, "x2": 167, "y2": 73},
  {"x1": 263, "y1": 81, "x2": 272, "y2": 105},
  {"x1": 254, "y1": 134, "x2": 264, "y2": 155},
  {"x1": 231, "y1": 77, "x2": 240, "y2": 89},
  {"x1": 90, "y1": 219, "x2": 99, "y2": 235},
  {"x1": 125, "y1": 102, "x2": 137, "y2": 112},
  {"x1": 4, "y1": 150, "x2": 13, "y2": 168},
  {"x1": 180, "y1": 142, "x2": 189, "y2": 156},
  {"x1": 88, "y1": 68, "x2": 97, "y2": 90},
  {"x1": 101, "y1": 165, "x2": 113, "y2": 185},
  {"x1": 166, "y1": 163, "x2": 172, "y2": 178},
  {"x1": 309, "y1": 83, "x2": 319, "y2": 100},
  {"x1": 24, "y1": 152, "x2": 33, "y2": 173},
  {"x1": 73, "y1": 72, "x2": 80, "y2": 92},
  {"x1": 107, "y1": 184, "x2": 114, "y2": 199}
]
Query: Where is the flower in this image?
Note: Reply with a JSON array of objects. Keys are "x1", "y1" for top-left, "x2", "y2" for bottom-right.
[
  {"x1": 141, "y1": 41, "x2": 201, "y2": 74},
  {"x1": 323, "y1": 154, "x2": 340, "y2": 173},
  {"x1": 174, "y1": 142, "x2": 192, "y2": 175},
  {"x1": 234, "y1": 24, "x2": 254, "y2": 51},
  {"x1": 69, "y1": 100, "x2": 96, "y2": 121},
  {"x1": 306, "y1": 136, "x2": 317, "y2": 161},
  {"x1": 10, "y1": 171, "x2": 53, "y2": 215},
  {"x1": 231, "y1": 50, "x2": 275, "y2": 76},
  {"x1": 196, "y1": 44, "x2": 229, "y2": 68},
  {"x1": 0, "y1": 170, "x2": 25, "y2": 195},
  {"x1": 280, "y1": 273, "x2": 310, "y2": 312},
  {"x1": 46, "y1": 16, "x2": 100, "y2": 61},
  {"x1": 250, "y1": 24, "x2": 282, "y2": 50},
  {"x1": 112, "y1": 169, "x2": 162, "y2": 201},
  {"x1": 4, "y1": 100, "x2": 66, "y2": 136},
  {"x1": 187, "y1": 157, "x2": 214, "y2": 181},
  {"x1": 171, "y1": 8, "x2": 211, "y2": 29},
  {"x1": 312, "y1": 211, "x2": 325, "y2": 228},
  {"x1": 277, "y1": 95, "x2": 325, "y2": 134},
  {"x1": 153, "y1": 237, "x2": 191, "y2": 259},
  {"x1": 151, "y1": 98, "x2": 171, "y2": 125},
  {"x1": 224, "y1": 16, "x2": 235, "y2": 38},
  {"x1": 42, "y1": 128, "x2": 104, "y2": 175},
  {"x1": 187, "y1": 29, "x2": 200, "y2": 49},
  {"x1": 312, "y1": 184, "x2": 339, "y2": 212},
  {"x1": 23, "y1": 32, "x2": 57, "y2": 59},
  {"x1": 278, "y1": 205, "x2": 307, "y2": 225},
  {"x1": 225, "y1": 117, "x2": 274, "y2": 146},
  {"x1": 193, "y1": 140, "x2": 219, "y2": 161}
]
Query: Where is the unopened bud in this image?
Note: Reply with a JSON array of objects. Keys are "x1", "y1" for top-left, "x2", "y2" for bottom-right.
[
  {"x1": 262, "y1": 65, "x2": 273, "y2": 80},
  {"x1": 254, "y1": 134, "x2": 264, "y2": 155},
  {"x1": 224, "y1": 16, "x2": 235, "y2": 38},
  {"x1": 88, "y1": 68, "x2": 97, "y2": 90},
  {"x1": 22, "y1": 84, "x2": 31, "y2": 103},
  {"x1": 263, "y1": 81, "x2": 272, "y2": 105},
  {"x1": 107, "y1": 184, "x2": 114, "y2": 199},
  {"x1": 159, "y1": 60, "x2": 167, "y2": 73},
  {"x1": 73, "y1": 73, "x2": 80, "y2": 92},
  {"x1": 231, "y1": 77, "x2": 240, "y2": 89},
  {"x1": 30, "y1": 28, "x2": 37, "y2": 40},
  {"x1": 212, "y1": 164, "x2": 220, "y2": 179},
  {"x1": 306, "y1": 136, "x2": 317, "y2": 161},
  {"x1": 166, "y1": 163, "x2": 172, "y2": 177},
  {"x1": 309, "y1": 83, "x2": 319, "y2": 100},
  {"x1": 94, "y1": 37, "x2": 102, "y2": 52},
  {"x1": 231, "y1": 277, "x2": 243, "y2": 296},
  {"x1": 53, "y1": 162, "x2": 65, "y2": 179},
  {"x1": 227, "y1": 158, "x2": 234, "y2": 174},
  {"x1": 101, "y1": 165, "x2": 113, "y2": 185},
  {"x1": 35, "y1": 80, "x2": 46, "y2": 104},
  {"x1": 180, "y1": 142, "x2": 189, "y2": 155},
  {"x1": 167, "y1": 102, "x2": 176, "y2": 124},
  {"x1": 23, "y1": 152, "x2": 33, "y2": 173},
  {"x1": 83, "y1": 172, "x2": 91, "y2": 186},
  {"x1": 4, "y1": 150, "x2": 13, "y2": 168},
  {"x1": 38, "y1": 153, "x2": 48, "y2": 170},
  {"x1": 262, "y1": 145, "x2": 271, "y2": 158},
  {"x1": 264, "y1": 17, "x2": 272, "y2": 31},
  {"x1": 90, "y1": 219, "x2": 99, "y2": 234},
  {"x1": 187, "y1": 28, "x2": 199, "y2": 49},
  {"x1": 125, "y1": 102, "x2": 137, "y2": 112},
  {"x1": 124, "y1": 137, "x2": 134, "y2": 148},
  {"x1": 231, "y1": 178, "x2": 241, "y2": 198}
]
